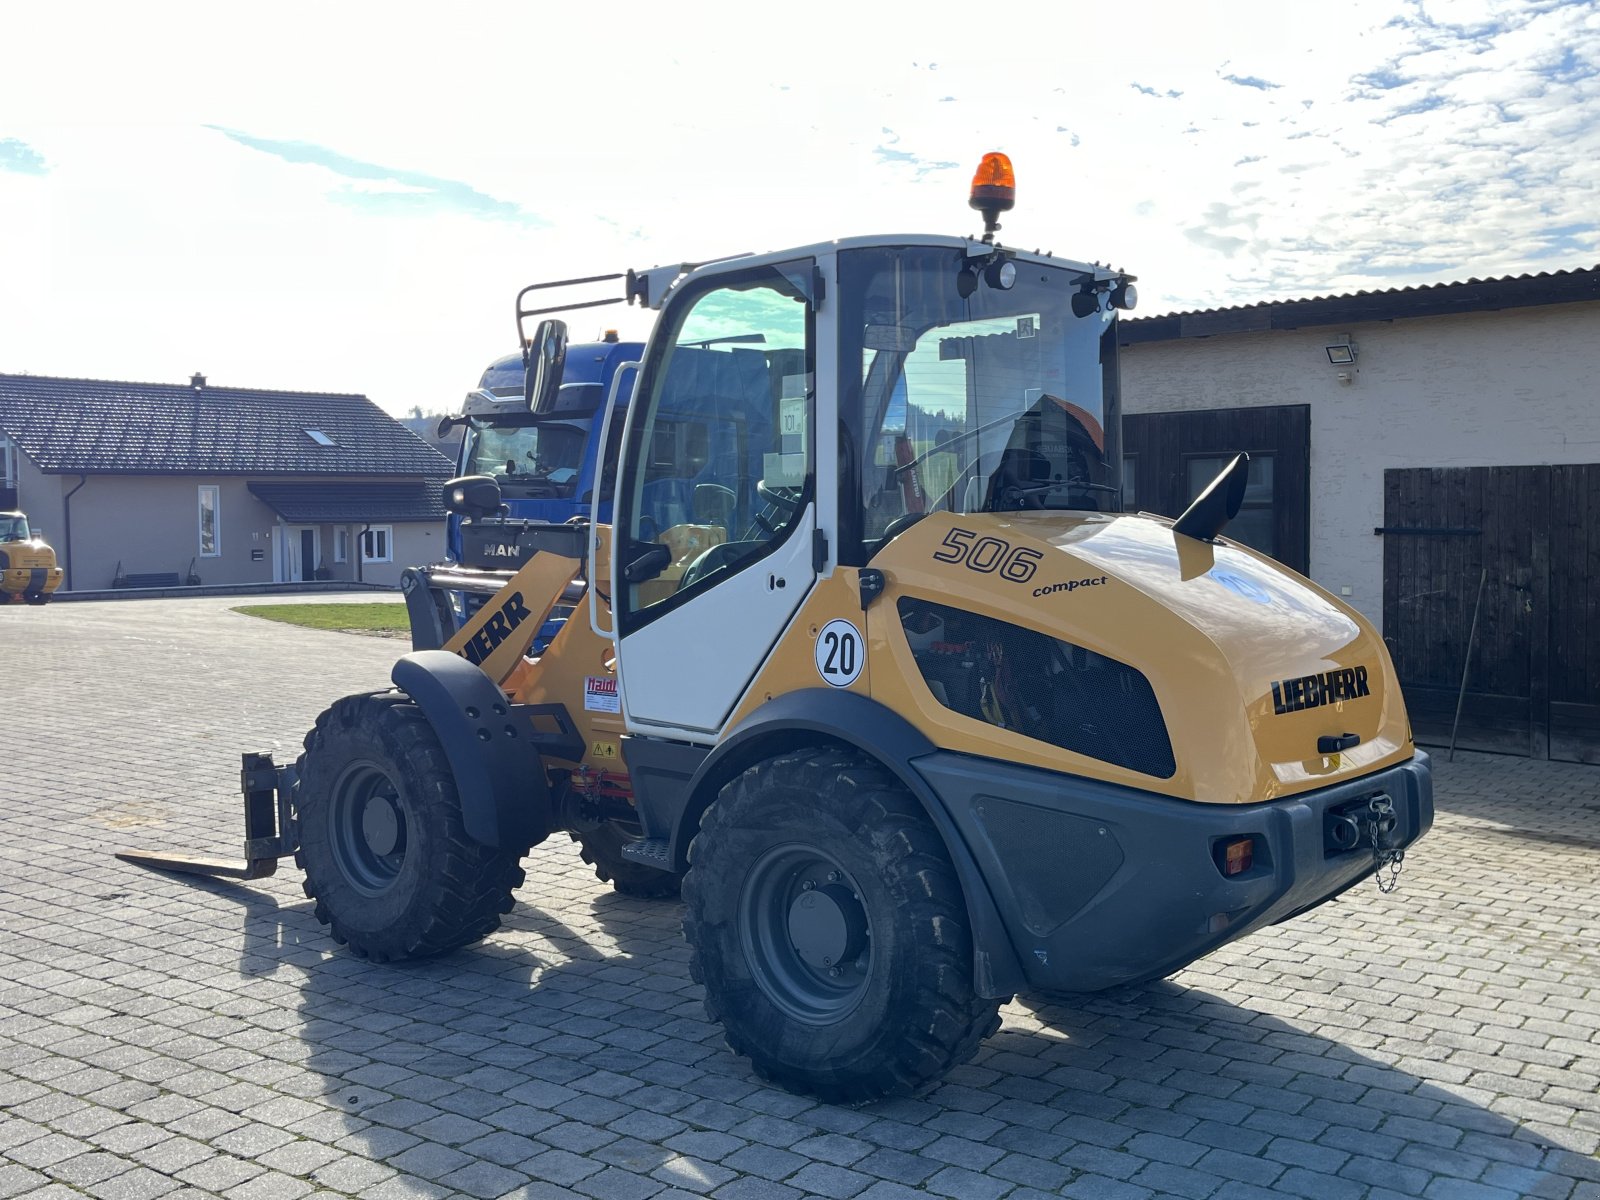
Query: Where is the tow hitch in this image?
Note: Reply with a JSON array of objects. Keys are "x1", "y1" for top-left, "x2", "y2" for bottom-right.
[
  {"x1": 116, "y1": 752, "x2": 299, "y2": 881},
  {"x1": 1323, "y1": 793, "x2": 1406, "y2": 894}
]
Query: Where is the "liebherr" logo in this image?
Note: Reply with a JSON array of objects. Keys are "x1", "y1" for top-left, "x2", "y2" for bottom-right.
[
  {"x1": 1271, "y1": 665, "x2": 1370, "y2": 715},
  {"x1": 459, "y1": 591, "x2": 534, "y2": 665}
]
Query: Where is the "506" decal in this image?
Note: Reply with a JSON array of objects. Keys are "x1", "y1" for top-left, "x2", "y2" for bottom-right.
[{"x1": 932, "y1": 528, "x2": 1043, "y2": 582}]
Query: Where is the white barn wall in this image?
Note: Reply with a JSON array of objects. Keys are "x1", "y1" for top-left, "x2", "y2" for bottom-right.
[{"x1": 1120, "y1": 300, "x2": 1600, "y2": 627}]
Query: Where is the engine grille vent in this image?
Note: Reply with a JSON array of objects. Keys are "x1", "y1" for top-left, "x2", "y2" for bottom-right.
[{"x1": 898, "y1": 597, "x2": 1176, "y2": 779}]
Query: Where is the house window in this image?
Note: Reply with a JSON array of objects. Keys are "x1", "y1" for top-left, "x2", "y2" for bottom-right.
[
  {"x1": 1186, "y1": 454, "x2": 1275, "y2": 558},
  {"x1": 1122, "y1": 455, "x2": 1137, "y2": 510},
  {"x1": 334, "y1": 527, "x2": 349, "y2": 564},
  {"x1": 1, "y1": 434, "x2": 16, "y2": 489},
  {"x1": 360, "y1": 526, "x2": 392, "y2": 564},
  {"x1": 305, "y1": 429, "x2": 336, "y2": 447},
  {"x1": 198, "y1": 486, "x2": 221, "y2": 557}
]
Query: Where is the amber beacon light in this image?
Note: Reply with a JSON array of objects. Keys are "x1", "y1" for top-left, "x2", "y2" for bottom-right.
[{"x1": 969, "y1": 152, "x2": 1016, "y2": 242}]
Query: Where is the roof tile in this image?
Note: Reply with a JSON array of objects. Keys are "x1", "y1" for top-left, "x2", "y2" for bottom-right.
[{"x1": 0, "y1": 374, "x2": 455, "y2": 477}]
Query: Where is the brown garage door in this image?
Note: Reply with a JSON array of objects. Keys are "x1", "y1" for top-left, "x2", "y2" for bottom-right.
[{"x1": 1381, "y1": 465, "x2": 1600, "y2": 763}]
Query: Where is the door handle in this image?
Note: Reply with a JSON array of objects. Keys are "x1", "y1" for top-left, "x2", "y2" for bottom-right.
[{"x1": 624, "y1": 542, "x2": 672, "y2": 583}]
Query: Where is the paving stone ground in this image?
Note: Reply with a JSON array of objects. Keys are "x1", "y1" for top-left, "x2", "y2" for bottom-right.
[{"x1": 2, "y1": 594, "x2": 1597, "y2": 1200}]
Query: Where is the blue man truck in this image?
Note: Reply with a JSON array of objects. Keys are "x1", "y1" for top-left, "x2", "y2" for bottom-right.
[
  {"x1": 421, "y1": 333, "x2": 644, "y2": 653},
  {"x1": 444, "y1": 331, "x2": 644, "y2": 563}
]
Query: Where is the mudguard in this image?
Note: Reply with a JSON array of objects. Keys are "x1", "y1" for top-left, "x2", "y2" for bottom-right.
[
  {"x1": 679, "y1": 689, "x2": 1027, "y2": 998},
  {"x1": 391, "y1": 650, "x2": 550, "y2": 850}
]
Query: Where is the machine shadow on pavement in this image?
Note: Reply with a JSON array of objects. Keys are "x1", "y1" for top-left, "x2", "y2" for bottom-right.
[{"x1": 148, "y1": 841, "x2": 1585, "y2": 1200}]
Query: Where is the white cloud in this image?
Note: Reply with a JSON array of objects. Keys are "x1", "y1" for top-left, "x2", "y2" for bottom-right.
[{"x1": 0, "y1": 0, "x2": 1595, "y2": 412}]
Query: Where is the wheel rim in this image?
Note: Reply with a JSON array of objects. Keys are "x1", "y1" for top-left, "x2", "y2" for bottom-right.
[
  {"x1": 739, "y1": 843, "x2": 873, "y2": 1024},
  {"x1": 329, "y1": 761, "x2": 408, "y2": 895}
]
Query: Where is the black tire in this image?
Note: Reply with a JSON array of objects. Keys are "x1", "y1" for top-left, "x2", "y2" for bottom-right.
[
  {"x1": 683, "y1": 747, "x2": 1001, "y2": 1103},
  {"x1": 294, "y1": 693, "x2": 526, "y2": 962},
  {"x1": 24, "y1": 592, "x2": 47, "y2": 606},
  {"x1": 570, "y1": 824, "x2": 682, "y2": 899}
]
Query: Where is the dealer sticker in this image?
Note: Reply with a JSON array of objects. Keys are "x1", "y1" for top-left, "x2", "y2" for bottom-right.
[{"x1": 584, "y1": 675, "x2": 621, "y2": 713}]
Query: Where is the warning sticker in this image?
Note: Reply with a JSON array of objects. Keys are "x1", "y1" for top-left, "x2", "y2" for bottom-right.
[{"x1": 584, "y1": 676, "x2": 621, "y2": 713}]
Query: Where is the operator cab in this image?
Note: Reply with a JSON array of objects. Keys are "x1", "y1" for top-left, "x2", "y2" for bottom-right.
[{"x1": 840, "y1": 244, "x2": 1129, "y2": 562}]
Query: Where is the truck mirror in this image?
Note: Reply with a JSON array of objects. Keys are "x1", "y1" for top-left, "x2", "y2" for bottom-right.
[
  {"x1": 442, "y1": 475, "x2": 504, "y2": 520},
  {"x1": 524, "y1": 319, "x2": 568, "y2": 414}
]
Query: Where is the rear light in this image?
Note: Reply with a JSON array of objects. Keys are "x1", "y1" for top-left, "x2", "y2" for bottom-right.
[{"x1": 1219, "y1": 836, "x2": 1254, "y2": 876}]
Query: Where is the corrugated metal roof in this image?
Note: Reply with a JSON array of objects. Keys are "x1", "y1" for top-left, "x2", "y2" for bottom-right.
[
  {"x1": 248, "y1": 481, "x2": 448, "y2": 523},
  {"x1": 0, "y1": 373, "x2": 455, "y2": 476},
  {"x1": 1121, "y1": 264, "x2": 1600, "y2": 344}
]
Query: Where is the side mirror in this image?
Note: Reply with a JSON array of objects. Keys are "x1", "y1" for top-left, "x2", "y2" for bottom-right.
[
  {"x1": 435, "y1": 415, "x2": 458, "y2": 440},
  {"x1": 523, "y1": 318, "x2": 568, "y2": 414},
  {"x1": 1172, "y1": 452, "x2": 1249, "y2": 543},
  {"x1": 442, "y1": 475, "x2": 504, "y2": 520}
]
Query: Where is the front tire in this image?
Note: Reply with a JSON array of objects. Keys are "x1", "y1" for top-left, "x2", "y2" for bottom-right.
[
  {"x1": 295, "y1": 693, "x2": 525, "y2": 961},
  {"x1": 683, "y1": 747, "x2": 1000, "y2": 1102}
]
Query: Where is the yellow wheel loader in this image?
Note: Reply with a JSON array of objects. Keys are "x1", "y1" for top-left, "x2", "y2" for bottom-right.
[
  {"x1": 0, "y1": 512, "x2": 63, "y2": 605},
  {"x1": 121, "y1": 155, "x2": 1432, "y2": 1102}
]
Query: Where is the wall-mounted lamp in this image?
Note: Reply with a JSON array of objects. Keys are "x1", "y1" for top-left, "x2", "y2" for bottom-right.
[{"x1": 1325, "y1": 343, "x2": 1356, "y2": 365}]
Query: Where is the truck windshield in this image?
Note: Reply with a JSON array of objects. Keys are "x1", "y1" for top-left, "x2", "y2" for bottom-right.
[
  {"x1": 463, "y1": 417, "x2": 590, "y2": 499},
  {"x1": 839, "y1": 245, "x2": 1122, "y2": 550},
  {"x1": 0, "y1": 515, "x2": 29, "y2": 541}
]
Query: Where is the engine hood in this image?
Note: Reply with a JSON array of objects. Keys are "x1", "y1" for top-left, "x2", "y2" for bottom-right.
[
  {"x1": 870, "y1": 510, "x2": 1413, "y2": 804},
  {"x1": 0, "y1": 539, "x2": 58, "y2": 571}
]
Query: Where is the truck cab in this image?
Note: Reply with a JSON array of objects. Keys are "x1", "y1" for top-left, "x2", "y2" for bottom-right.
[{"x1": 445, "y1": 335, "x2": 644, "y2": 563}]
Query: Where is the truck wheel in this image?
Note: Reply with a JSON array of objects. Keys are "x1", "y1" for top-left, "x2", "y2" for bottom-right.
[
  {"x1": 24, "y1": 592, "x2": 46, "y2": 606},
  {"x1": 571, "y1": 824, "x2": 681, "y2": 899},
  {"x1": 295, "y1": 693, "x2": 525, "y2": 962},
  {"x1": 683, "y1": 747, "x2": 1001, "y2": 1102}
]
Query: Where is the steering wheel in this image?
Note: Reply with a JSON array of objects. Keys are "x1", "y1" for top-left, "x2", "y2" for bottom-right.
[{"x1": 752, "y1": 479, "x2": 802, "y2": 535}]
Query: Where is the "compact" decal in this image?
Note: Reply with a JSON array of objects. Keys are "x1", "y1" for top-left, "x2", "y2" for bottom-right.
[
  {"x1": 1033, "y1": 576, "x2": 1108, "y2": 597},
  {"x1": 1271, "y1": 666, "x2": 1370, "y2": 714}
]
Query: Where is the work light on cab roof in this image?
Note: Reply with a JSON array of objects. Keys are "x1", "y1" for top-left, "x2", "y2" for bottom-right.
[{"x1": 969, "y1": 151, "x2": 1016, "y2": 242}]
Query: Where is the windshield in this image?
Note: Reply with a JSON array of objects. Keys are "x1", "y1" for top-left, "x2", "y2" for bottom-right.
[
  {"x1": 462, "y1": 417, "x2": 591, "y2": 499},
  {"x1": 840, "y1": 245, "x2": 1122, "y2": 553},
  {"x1": 0, "y1": 515, "x2": 29, "y2": 541}
]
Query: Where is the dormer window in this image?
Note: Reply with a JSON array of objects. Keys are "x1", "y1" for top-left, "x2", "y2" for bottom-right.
[{"x1": 305, "y1": 429, "x2": 336, "y2": 447}]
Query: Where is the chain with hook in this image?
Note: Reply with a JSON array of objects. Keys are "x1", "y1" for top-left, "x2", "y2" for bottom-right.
[{"x1": 1365, "y1": 794, "x2": 1406, "y2": 893}]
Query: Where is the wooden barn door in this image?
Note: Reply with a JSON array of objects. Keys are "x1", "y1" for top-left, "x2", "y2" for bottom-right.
[
  {"x1": 1382, "y1": 464, "x2": 1600, "y2": 763},
  {"x1": 1549, "y1": 465, "x2": 1600, "y2": 763}
]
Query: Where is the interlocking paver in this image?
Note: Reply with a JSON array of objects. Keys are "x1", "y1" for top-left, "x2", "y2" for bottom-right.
[{"x1": 4, "y1": 594, "x2": 1599, "y2": 1200}]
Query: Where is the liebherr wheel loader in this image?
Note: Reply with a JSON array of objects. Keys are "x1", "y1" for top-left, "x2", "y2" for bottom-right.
[{"x1": 121, "y1": 154, "x2": 1432, "y2": 1102}]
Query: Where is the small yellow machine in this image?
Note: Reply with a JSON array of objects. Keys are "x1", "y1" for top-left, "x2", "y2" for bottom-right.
[
  {"x1": 123, "y1": 155, "x2": 1432, "y2": 1102},
  {"x1": 0, "y1": 512, "x2": 62, "y2": 605}
]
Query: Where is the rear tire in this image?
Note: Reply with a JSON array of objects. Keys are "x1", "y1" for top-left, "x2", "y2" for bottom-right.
[
  {"x1": 295, "y1": 693, "x2": 525, "y2": 961},
  {"x1": 24, "y1": 592, "x2": 46, "y2": 606},
  {"x1": 571, "y1": 824, "x2": 681, "y2": 899},
  {"x1": 683, "y1": 747, "x2": 1000, "y2": 1103}
]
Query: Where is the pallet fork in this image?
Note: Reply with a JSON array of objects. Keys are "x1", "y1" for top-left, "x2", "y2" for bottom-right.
[{"x1": 116, "y1": 752, "x2": 298, "y2": 881}]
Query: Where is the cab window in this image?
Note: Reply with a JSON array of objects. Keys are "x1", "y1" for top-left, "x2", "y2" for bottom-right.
[{"x1": 618, "y1": 264, "x2": 814, "y2": 622}]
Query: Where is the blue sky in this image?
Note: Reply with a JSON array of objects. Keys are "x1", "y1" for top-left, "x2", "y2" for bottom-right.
[{"x1": 1, "y1": 0, "x2": 1596, "y2": 416}]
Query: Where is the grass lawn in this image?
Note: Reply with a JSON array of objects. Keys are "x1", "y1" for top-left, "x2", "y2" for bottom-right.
[{"x1": 233, "y1": 603, "x2": 411, "y2": 637}]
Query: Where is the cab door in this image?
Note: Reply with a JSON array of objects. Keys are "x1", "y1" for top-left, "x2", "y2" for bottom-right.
[{"x1": 612, "y1": 260, "x2": 819, "y2": 736}]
